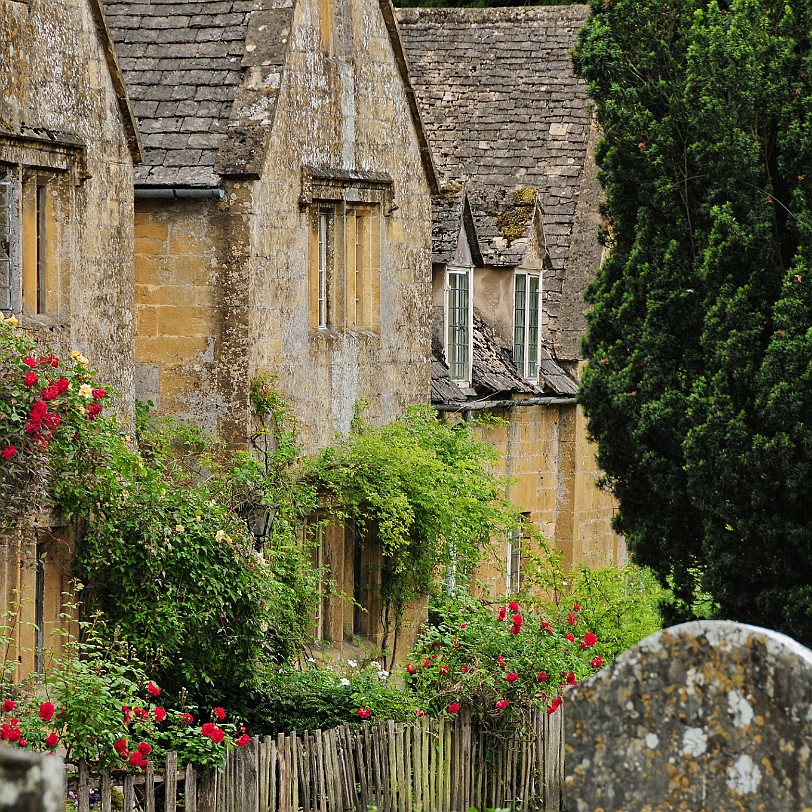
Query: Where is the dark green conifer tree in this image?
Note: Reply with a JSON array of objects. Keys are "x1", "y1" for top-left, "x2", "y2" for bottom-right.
[{"x1": 574, "y1": 0, "x2": 812, "y2": 642}]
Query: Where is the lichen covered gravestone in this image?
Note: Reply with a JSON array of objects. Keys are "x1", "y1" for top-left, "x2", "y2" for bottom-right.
[
  {"x1": 565, "y1": 621, "x2": 812, "y2": 811},
  {"x1": 0, "y1": 747, "x2": 64, "y2": 812}
]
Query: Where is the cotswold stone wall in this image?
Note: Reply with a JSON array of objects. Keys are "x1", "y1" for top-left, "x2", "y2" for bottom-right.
[
  {"x1": 0, "y1": 0, "x2": 137, "y2": 416},
  {"x1": 567, "y1": 621, "x2": 812, "y2": 811},
  {"x1": 251, "y1": 0, "x2": 433, "y2": 452}
]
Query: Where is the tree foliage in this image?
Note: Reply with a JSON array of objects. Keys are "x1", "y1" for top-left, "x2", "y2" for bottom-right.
[{"x1": 574, "y1": 0, "x2": 812, "y2": 641}]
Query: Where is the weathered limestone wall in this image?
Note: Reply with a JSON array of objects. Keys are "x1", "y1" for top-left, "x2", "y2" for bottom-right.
[
  {"x1": 252, "y1": 0, "x2": 433, "y2": 451},
  {"x1": 473, "y1": 402, "x2": 624, "y2": 596},
  {"x1": 0, "y1": 0, "x2": 137, "y2": 416},
  {"x1": 0, "y1": 746, "x2": 64, "y2": 812},
  {"x1": 567, "y1": 621, "x2": 812, "y2": 811},
  {"x1": 133, "y1": 185, "x2": 253, "y2": 445}
]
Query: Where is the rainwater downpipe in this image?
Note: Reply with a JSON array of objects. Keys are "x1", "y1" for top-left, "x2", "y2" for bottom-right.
[{"x1": 134, "y1": 187, "x2": 225, "y2": 200}]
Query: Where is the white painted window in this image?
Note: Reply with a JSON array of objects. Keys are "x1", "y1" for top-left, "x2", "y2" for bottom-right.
[
  {"x1": 317, "y1": 211, "x2": 329, "y2": 328},
  {"x1": 506, "y1": 515, "x2": 528, "y2": 596},
  {"x1": 0, "y1": 172, "x2": 12, "y2": 313},
  {"x1": 446, "y1": 266, "x2": 473, "y2": 384},
  {"x1": 513, "y1": 270, "x2": 542, "y2": 381}
]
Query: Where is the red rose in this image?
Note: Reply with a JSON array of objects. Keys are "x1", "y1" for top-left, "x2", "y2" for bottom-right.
[
  {"x1": 497, "y1": 606, "x2": 507, "y2": 621},
  {"x1": 506, "y1": 672, "x2": 518, "y2": 683},
  {"x1": 44, "y1": 732, "x2": 59, "y2": 748},
  {"x1": 357, "y1": 708, "x2": 371, "y2": 720},
  {"x1": 211, "y1": 728, "x2": 225, "y2": 744},
  {"x1": 122, "y1": 706, "x2": 132, "y2": 725},
  {"x1": 508, "y1": 601, "x2": 519, "y2": 613},
  {"x1": 213, "y1": 707, "x2": 225, "y2": 721},
  {"x1": 23, "y1": 372, "x2": 38, "y2": 387},
  {"x1": 414, "y1": 709, "x2": 427, "y2": 717},
  {"x1": 590, "y1": 655, "x2": 603, "y2": 669},
  {"x1": 236, "y1": 734, "x2": 251, "y2": 747},
  {"x1": 568, "y1": 612, "x2": 577, "y2": 626},
  {"x1": 92, "y1": 389, "x2": 107, "y2": 399},
  {"x1": 537, "y1": 671, "x2": 548, "y2": 682},
  {"x1": 460, "y1": 622, "x2": 467, "y2": 629},
  {"x1": 86, "y1": 401, "x2": 102, "y2": 420},
  {"x1": 137, "y1": 742, "x2": 151, "y2": 756},
  {"x1": 22, "y1": 357, "x2": 37, "y2": 368},
  {"x1": 406, "y1": 663, "x2": 417, "y2": 675},
  {"x1": 422, "y1": 658, "x2": 431, "y2": 668},
  {"x1": 547, "y1": 696, "x2": 562, "y2": 715},
  {"x1": 496, "y1": 655, "x2": 506, "y2": 668},
  {"x1": 129, "y1": 751, "x2": 147, "y2": 769},
  {"x1": 147, "y1": 682, "x2": 161, "y2": 697},
  {"x1": 154, "y1": 707, "x2": 166, "y2": 722},
  {"x1": 134, "y1": 707, "x2": 148, "y2": 720},
  {"x1": 201, "y1": 723, "x2": 215, "y2": 737},
  {"x1": 566, "y1": 672, "x2": 577, "y2": 686},
  {"x1": 582, "y1": 632, "x2": 597, "y2": 648},
  {"x1": 448, "y1": 702, "x2": 460, "y2": 714},
  {"x1": 573, "y1": 603, "x2": 581, "y2": 611},
  {"x1": 565, "y1": 634, "x2": 575, "y2": 643},
  {"x1": 180, "y1": 713, "x2": 194, "y2": 725},
  {"x1": 438, "y1": 665, "x2": 449, "y2": 675},
  {"x1": 41, "y1": 386, "x2": 59, "y2": 401},
  {"x1": 0, "y1": 446, "x2": 16, "y2": 460},
  {"x1": 496, "y1": 699, "x2": 509, "y2": 710},
  {"x1": 38, "y1": 702, "x2": 55, "y2": 722},
  {"x1": 1, "y1": 700, "x2": 14, "y2": 714},
  {"x1": 114, "y1": 738, "x2": 128, "y2": 753},
  {"x1": 7, "y1": 728, "x2": 21, "y2": 743},
  {"x1": 460, "y1": 667, "x2": 469, "y2": 674},
  {"x1": 18, "y1": 738, "x2": 26, "y2": 748},
  {"x1": 24, "y1": 420, "x2": 40, "y2": 436},
  {"x1": 56, "y1": 378, "x2": 70, "y2": 394},
  {"x1": 42, "y1": 412, "x2": 61, "y2": 429}
]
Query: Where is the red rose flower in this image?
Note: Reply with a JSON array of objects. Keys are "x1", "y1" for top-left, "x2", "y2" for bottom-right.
[
  {"x1": 496, "y1": 699, "x2": 509, "y2": 710},
  {"x1": 38, "y1": 702, "x2": 55, "y2": 722},
  {"x1": 414, "y1": 709, "x2": 427, "y2": 717},
  {"x1": 1, "y1": 700, "x2": 14, "y2": 714},
  {"x1": 41, "y1": 386, "x2": 59, "y2": 401},
  {"x1": 448, "y1": 703, "x2": 460, "y2": 714},
  {"x1": 506, "y1": 672, "x2": 518, "y2": 683},
  {"x1": 497, "y1": 606, "x2": 507, "y2": 622},
  {"x1": 236, "y1": 734, "x2": 251, "y2": 747},
  {"x1": 211, "y1": 728, "x2": 225, "y2": 744},
  {"x1": 44, "y1": 732, "x2": 59, "y2": 748},
  {"x1": 42, "y1": 412, "x2": 61, "y2": 429},
  {"x1": 201, "y1": 723, "x2": 215, "y2": 737},
  {"x1": 22, "y1": 357, "x2": 37, "y2": 368},
  {"x1": 134, "y1": 707, "x2": 148, "y2": 720},
  {"x1": 547, "y1": 696, "x2": 562, "y2": 715},
  {"x1": 154, "y1": 707, "x2": 166, "y2": 722},
  {"x1": 460, "y1": 622, "x2": 466, "y2": 629},
  {"x1": 582, "y1": 632, "x2": 597, "y2": 648},
  {"x1": 86, "y1": 401, "x2": 102, "y2": 420},
  {"x1": 92, "y1": 389, "x2": 107, "y2": 399},
  {"x1": 56, "y1": 378, "x2": 70, "y2": 394},
  {"x1": 31, "y1": 399, "x2": 47, "y2": 416},
  {"x1": 567, "y1": 612, "x2": 577, "y2": 626},
  {"x1": 114, "y1": 738, "x2": 128, "y2": 753},
  {"x1": 18, "y1": 738, "x2": 26, "y2": 748},
  {"x1": 357, "y1": 708, "x2": 371, "y2": 720},
  {"x1": 422, "y1": 658, "x2": 431, "y2": 668},
  {"x1": 406, "y1": 663, "x2": 417, "y2": 675},
  {"x1": 23, "y1": 372, "x2": 38, "y2": 387},
  {"x1": 496, "y1": 655, "x2": 506, "y2": 668},
  {"x1": 147, "y1": 682, "x2": 161, "y2": 697},
  {"x1": 24, "y1": 420, "x2": 40, "y2": 436},
  {"x1": 590, "y1": 655, "x2": 603, "y2": 669},
  {"x1": 1, "y1": 446, "x2": 16, "y2": 460},
  {"x1": 137, "y1": 742, "x2": 152, "y2": 756},
  {"x1": 460, "y1": 667, "x2": 469, "y2": 674},
  {"x1": 572, "y1": 603, "x2": 581, "y2": 611},
  {"x1": 508, "y1": 601, "x2": 519, "y2": 613},
  {"x1": 438, "y1": 665, "x2": 449, "y2": 675},
  {"x1": 214, "y1": 707, "x2": 225, "y2": 721},
  {"x1": 180, "y1": 713, "x2": 194, "y2": 725},
  {"x1": 7, "y1": 728, "x2": 20, "y2": 743},
  {"x1": 129, "y1": 751, "x2": 147, "y2": 769},
  {"x1": 565, "y1": 634, "x2": 575, "y2": 643},
  {"x1": 566, "y1": 672, "x2": 577, "y2": 686},
  {"x1": 537, "y1": 671, "x2": 548, "y2": 682},
  {"x1": 122, "y1": 706, "x2": 133, "y2": 725}
]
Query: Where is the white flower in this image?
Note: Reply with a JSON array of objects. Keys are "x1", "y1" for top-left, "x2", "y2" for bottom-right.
[
  {"x1": 339, "y1": 678, "x2": 350, "y2": 686},
  {"x1": 347, "y1": 659, "x2": 357, "y2": 668},
  {"x1": 175, "y1": 524, "x2": 185, "y2": 533},
  {"x1": 370, "y1": 661, "x2": 380, "y2": 670},
  {"x1": 378, "y1": 670, "x2": 389, "y2": 680},
  {"x1": 307, "y1": 657, "x2": 316, "y2": 663},
  {"x1": 215, "y1": 530, "x2": 227, "y2": 543},
  {"x1": 78, "y1": 383, "x2": 94, "y2": 399}
]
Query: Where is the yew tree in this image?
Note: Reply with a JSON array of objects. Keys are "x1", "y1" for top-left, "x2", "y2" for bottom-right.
[{"x1": 574, "y1": 0, "x2": 812, "y2": 642}]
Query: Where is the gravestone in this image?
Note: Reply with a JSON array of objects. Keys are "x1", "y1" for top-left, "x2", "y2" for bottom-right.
[
  {"x1": 565, "y1": 620, "x2": 812, "y2": 811},
  {"x1": 0, "y1": 747, "x2": 64, "y2": 812}
]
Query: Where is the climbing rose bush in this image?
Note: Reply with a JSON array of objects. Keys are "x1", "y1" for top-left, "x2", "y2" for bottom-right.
[{"x1": 403, "y1": 595, "x2": 605, "y2": 719}]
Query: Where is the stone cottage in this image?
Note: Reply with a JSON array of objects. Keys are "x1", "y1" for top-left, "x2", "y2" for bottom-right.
[
  {"x1": 0, "y1": 0, "x2": 141, "y2": 676},
  {"x1": 104, "y1": 0, "x2": 437, "y2": 652},
  {"x1": 397, "y1": 4, "x2": 625, "y2": 595}
]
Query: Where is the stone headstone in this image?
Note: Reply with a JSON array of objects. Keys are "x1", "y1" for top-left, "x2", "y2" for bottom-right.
[
  {"x1": 565, "y1": 620, "x2": 812, "y2": 811},
  {"x1": 0, "y1": 747, "x2": 64, "y2": 812}
]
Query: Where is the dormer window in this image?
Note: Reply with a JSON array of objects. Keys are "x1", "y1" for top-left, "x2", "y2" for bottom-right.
[
  {"x1": 446, "y1": 265, "x2": 473, "y2": 384},
  {"x1": 513, "y1": 269, "x2": 541, "y2": 381}
]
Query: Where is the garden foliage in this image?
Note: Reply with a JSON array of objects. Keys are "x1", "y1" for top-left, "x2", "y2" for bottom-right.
[{"x1": 574, "y1": 0, "x2": 812, "y2": 641}]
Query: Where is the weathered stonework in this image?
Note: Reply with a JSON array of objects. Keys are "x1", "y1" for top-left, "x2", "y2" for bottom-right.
[
  {"x1": 0, "y1": 0, "x2": 140, "y2": 415},
  {"x1": 0, "y1": 747, "x2": 64, "y2": 812},
  {"x1": 566, "y1": 621, "x2": 812, "y2": 811}
]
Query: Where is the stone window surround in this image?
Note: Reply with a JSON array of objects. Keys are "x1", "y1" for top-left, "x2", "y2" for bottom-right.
[
  {"x1": 513, "y1": 268, "x2": 543, "y2": 383},
  {"x1": 445, "y1": 264, "x2": 473, "y2": 386}
]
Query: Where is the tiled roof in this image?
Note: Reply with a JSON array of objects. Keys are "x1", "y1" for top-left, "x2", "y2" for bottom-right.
[
  {"x1": 396, "y1": 5, "x2": 593, "y2": 269},
  {"x1": 104, "y1": 0, "x2": 259, "y2": 186}
]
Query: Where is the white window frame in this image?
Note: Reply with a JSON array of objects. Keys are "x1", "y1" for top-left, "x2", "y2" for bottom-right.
[
  {"x1": 0, "y1": 169, "x2": 14, "y2": 314},
  {"x1": 513, "y1": 269, "x2": 542, "y2": 382},
  {"x1": 445, "y1": 265, "x2": 473, "y2": 385}
]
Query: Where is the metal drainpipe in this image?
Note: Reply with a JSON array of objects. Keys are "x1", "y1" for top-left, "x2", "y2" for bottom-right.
[
  {"x1": 434, "y1": 396, "x2": 577, "y2": 412},
  {"x1": 134, "y1": 188, "x2": 225, "y2": 199}
]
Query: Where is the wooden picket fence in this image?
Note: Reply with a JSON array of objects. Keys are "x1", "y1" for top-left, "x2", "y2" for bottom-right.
[{"x1": 69, "y1": 708, "x2": 564, "y2": 812}]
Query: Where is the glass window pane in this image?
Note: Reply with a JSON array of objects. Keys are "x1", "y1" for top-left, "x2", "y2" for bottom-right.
[
  {"x1": 513, "y1": 273, "x2": 527, "y2": 373},
  {"x1": 448, "y1": 270, "x2": 470, "y2": 381},
  {"x1": 0, "y1": 178, "x2": 11, "y2": 312},
  {"x1": 528, "y1": 275, "x2": 540, "y2": 380}
]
